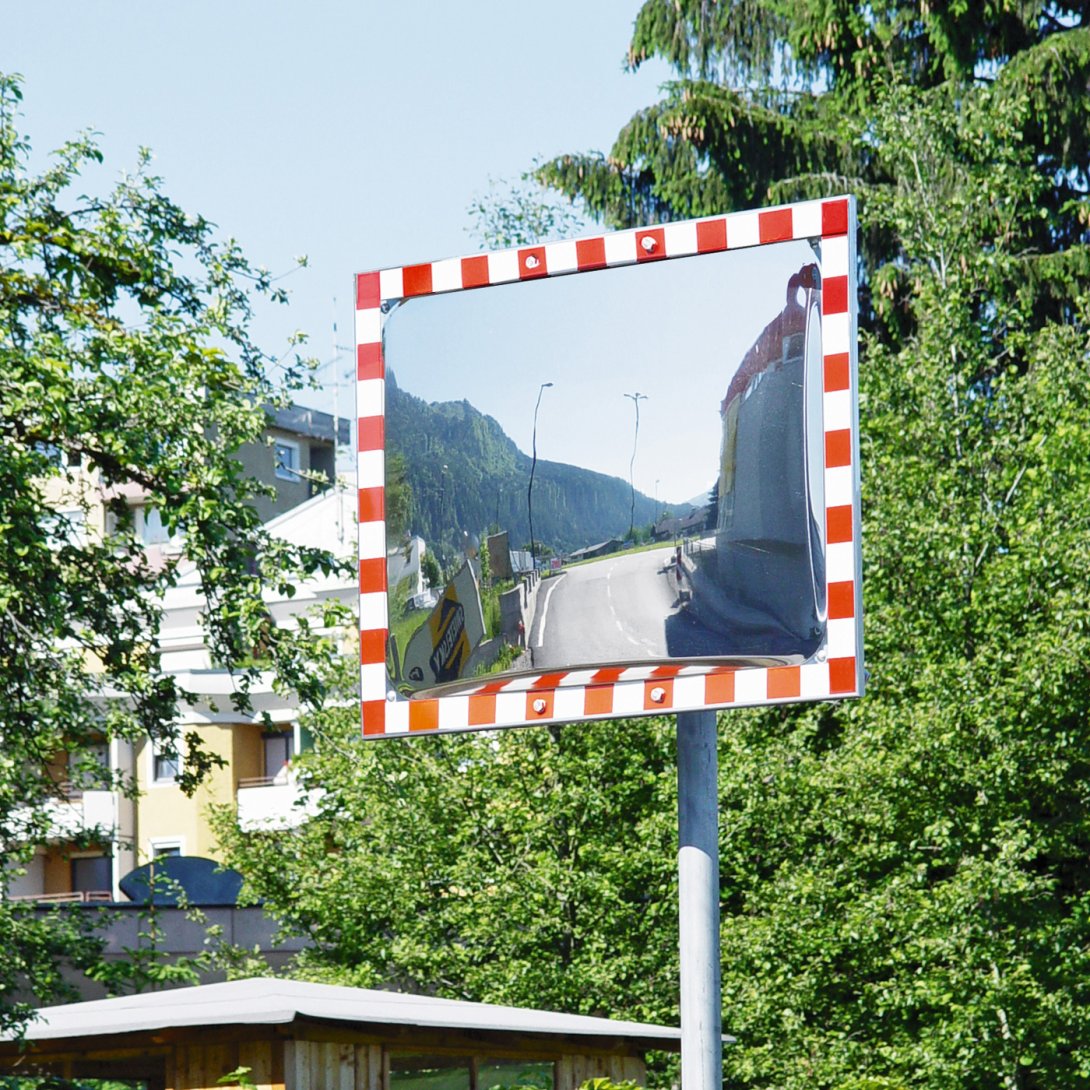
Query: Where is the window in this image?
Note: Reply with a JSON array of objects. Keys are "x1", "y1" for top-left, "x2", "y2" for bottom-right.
[
  {"x1": 152, "y1": 842, "x2": 181, "y2": 859},
  {"x1": 478, "y1": 1062, "x2": 554, "y2": 1090},
  {"x1": 71, "y1": 854, "x2": 111, "y2": 896},
  {"x1": 263, "y1": 730, "x2": 294, "y2": 780},
  {"x1": 390, "y1": 1056, "x2": 470, "y2": 1090},
  {"x1": 44, "y1": 507, "x2": 88, "y2": 548},
  {"x1": 274, "y1": 438, "x2": 300, "y2": 481},
  {"x1": 135, "y1": 505, "x2": 179, "y2": 546},
  {"x1": 36, "y1": 443, "x2": 80, "y2": 469},
  {"x1": 388, "y1": 1056, "x2": 555, "y2": 1090},
  {"x1": 152, "y1": 740, "x2": 181, "y2": 784}
]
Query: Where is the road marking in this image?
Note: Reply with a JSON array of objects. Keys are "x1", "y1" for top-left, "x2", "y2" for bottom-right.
[
  {"x1": 534, "y1": 572, "x2": 566, "y2": 649},
  {"x1": 608, "y1": 568, "x2": 638, "y2": 647}
]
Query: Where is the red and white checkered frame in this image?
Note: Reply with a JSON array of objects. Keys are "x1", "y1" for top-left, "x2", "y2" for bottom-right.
[{"x1": 356, "y1": 196, "x2": 862, "y2": 739}]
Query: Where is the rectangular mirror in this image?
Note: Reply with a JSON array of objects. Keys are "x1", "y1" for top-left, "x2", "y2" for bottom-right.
[{"x1": 356, "y1": 198, "x2": 862, "y2": 736}]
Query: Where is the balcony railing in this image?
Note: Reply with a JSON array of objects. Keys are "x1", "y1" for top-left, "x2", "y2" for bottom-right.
[
  {"x1": 44, "y1": 789, "x2": 116, "y2": 839},
  {"x1": 8, "y1": 890, "x2": 112, "y2": 904},
  {"x1": 11, "y1": 788, "x2": 116, "y2": 844},
  {"x1": 237, "y1": 775, "x2": 278, "y2": 789}
]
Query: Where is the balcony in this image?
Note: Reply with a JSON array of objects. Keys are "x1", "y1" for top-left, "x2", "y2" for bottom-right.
[
  {"x1": 40, "y1": 787, "x2": 116, "y2": 840},
  {"x1": 236, "y1": 771, "x2": 320, "y2": 832}
]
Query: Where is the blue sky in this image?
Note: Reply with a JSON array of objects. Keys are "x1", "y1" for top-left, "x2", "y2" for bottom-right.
[
  {"x1": 2, "y1": 2, "x2": 672, "y2": 396},
  {"x1": 386, "y1": 239, "x2": 817, "y2": 504},
  {"x1": 4, "y1": 4, "x2": 819, "y2": 505}
]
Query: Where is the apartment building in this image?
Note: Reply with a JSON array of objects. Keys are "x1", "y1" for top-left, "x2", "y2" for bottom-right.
[
  {"x1": 9, "y1": 411, "x2": 355, "y2": 906},
  {"x1": 40, "y1": 404, "x2": 348, "y2": 561}
]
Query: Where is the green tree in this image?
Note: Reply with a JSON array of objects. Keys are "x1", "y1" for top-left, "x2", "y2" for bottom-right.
[
  {"x1": 467, "y1": 168, "x2": 588, "y2": 249},
  {"x1": 0, "y1": 74, "x2": 340, "y2": 1030},
  {"x1": 421, "y1": 549, "x2": 441, "y2": 591},
  {"x1": 386, "y1": 451, "x2": 413, "y2": 540},
  {"x1": 223, "y1": 9, "x2": 1090, "y2": 1089},
  {"x1": 530, "y1": 9, "x2": 1090, "y2": 1084},
  {"x1": 539, "y1": 2, "x2": 1090, "y2": 292},
  {"x1": 215, "y1": 666, "x2": 681, "y2": 1025}
]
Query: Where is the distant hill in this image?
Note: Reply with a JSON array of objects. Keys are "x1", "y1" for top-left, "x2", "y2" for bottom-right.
[{"x1": 385, "y1": 372, "x2": 667, "y2": 558}]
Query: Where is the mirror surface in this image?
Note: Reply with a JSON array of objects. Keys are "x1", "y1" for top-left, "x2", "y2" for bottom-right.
[{"x1": 381, "y1": 238, "x2": 827, "y2": 695}]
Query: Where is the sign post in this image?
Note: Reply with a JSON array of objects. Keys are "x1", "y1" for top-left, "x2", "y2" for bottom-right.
[
  {"x1": 355, "y1": 195, "x2": 862, "y2": 1083},
  {"x1": 677, "y1": 709, "x2": 722, "y2": 1090}
]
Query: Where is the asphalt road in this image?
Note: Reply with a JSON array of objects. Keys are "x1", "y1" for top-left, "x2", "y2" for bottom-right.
[{"x1": 531, "y1": 546, "x2": 728, "y2": 670}]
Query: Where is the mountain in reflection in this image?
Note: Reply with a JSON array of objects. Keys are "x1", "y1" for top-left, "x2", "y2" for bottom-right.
[{"x1": 386, "y1": 372, "x2": 677, "y2": 558}]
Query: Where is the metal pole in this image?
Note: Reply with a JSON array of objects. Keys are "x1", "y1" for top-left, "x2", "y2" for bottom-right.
[
  {"x1": 624, "y1": 391, "x2": 646, "y2": 538},
  {"x1": 677, "y1": 709, "x2": 722, "y2": 1090},
  {"x1": 528, "y1": 381, "x2": 552, "y2": 569}
]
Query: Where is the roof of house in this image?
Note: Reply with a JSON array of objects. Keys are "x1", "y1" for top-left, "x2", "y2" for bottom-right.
[
  {"x1": 10, "y1": 978, "x2": 683, "y2": 1049},
  {"x1": 267, "y1": 404, "x2": 351, "y2": 445},
  {"x1": 567, "y1": 539, "x2": 622, "y2": 560}
]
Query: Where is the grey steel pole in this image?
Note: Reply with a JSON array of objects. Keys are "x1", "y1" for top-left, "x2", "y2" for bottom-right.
[
  {"x1": 624, "y1": 391, "x2": 647, "y2": 538},
  {"x1": 528, "y1": 381, "x2": 553, "y2": 568},
  {"x1": 677, "y1": 709, "x2": 722, "y2": 1090}
]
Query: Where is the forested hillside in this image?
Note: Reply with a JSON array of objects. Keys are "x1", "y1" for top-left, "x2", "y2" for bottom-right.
[{"x1": 386, "y1": 371, "x2": 670, "y2": 557}]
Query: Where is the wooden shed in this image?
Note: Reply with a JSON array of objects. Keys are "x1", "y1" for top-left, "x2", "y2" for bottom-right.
[{"x1": 0, "y1": 977, "x2": 681, "y2": 1090}]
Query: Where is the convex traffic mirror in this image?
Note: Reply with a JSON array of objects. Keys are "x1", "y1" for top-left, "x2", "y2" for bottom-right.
[{"x1": 355, "y1": 197, "x2": 862, "y2": 737}]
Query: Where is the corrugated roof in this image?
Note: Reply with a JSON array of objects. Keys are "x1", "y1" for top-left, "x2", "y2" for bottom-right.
[{"x1": 11, "y1": 978, "x2": 682, "y2": 1047}]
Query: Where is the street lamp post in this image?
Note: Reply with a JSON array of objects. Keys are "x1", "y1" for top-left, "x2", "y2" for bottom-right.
[
  {"x1": 625, "y1": 392, "x2": 648, "y2": 539},
  {"x1": 527, "y1": 382, "x2": 553, "y2": 570},
  {"x1": 438, "y1": 463, "x2": 449, "y2": 570}
]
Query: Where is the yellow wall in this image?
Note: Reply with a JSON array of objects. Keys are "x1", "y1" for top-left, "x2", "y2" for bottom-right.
[
  {"x1": 135, "y1": 724, "x2": 245, "y2": 864},
  {"x1": 40, "y1": 465, "x2": 107, "y2": 539},
  {"x1": 232, "y1": 723, "x2": 265, "y2": 784}
]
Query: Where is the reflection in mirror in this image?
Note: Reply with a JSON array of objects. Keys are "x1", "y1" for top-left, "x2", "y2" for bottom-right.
[{"x1": 381, "y1": 238, "x2": 826, "y2": 696}]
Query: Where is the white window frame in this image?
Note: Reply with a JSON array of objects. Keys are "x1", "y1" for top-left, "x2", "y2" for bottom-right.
[
  {"x1": 148, "y1": 837, "x2": 185, "y2": 860},
  {"x1": 149, "y1": 738, "x2": 183, "y2": 786},
  {"x1": 45, "y1": 507, "x2": 88, "y2": 548},
  {"x1": 274, "y1": 437, "x2": 301, "y2": 481},
  {"x1": 134, "y1": 504, "x2": 183, "y2": 549}
]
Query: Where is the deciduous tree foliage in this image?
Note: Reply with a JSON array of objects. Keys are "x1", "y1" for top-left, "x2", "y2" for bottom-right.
[
  {"x1": 544, "y1": 4, "x2": 1088, "y2": 1087},
  {"x1": 215, "y1": 680, "x2": 682, "y2": 1024},
  {"x1": 708, "y1": 79, "x2": 1090, "y2": 1088},
  {"x1": 0, "y1": 74, "x2": 340, "y2": 1030},
  {"x1": 223, "y1": 7, "x2": 1090, "y2": 1089}
]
